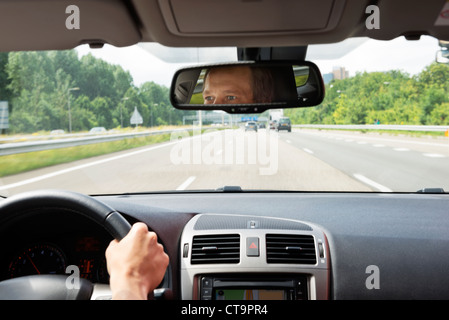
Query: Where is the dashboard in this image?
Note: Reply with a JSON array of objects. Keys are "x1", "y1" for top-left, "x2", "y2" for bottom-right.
[
  {"x1": 0, "y1": 191, "x2": 449, "y2": 300},
  {"x1": 99, "y1": 191, "x2": 449, "y2": 300}
]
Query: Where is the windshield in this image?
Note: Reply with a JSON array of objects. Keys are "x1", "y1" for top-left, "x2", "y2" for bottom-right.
[{"x1": 0, "y1": 36, "x2": 448, "y2": 196}]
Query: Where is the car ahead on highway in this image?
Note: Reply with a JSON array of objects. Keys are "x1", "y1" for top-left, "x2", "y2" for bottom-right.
[
  {"x1": 50, "y1": 129, "x2": 65, "y2": 135},
  {"x1": 276, "y1": 117, "x2": 291, "y2": 132},
  {"x1": 89, "y1": 127, "x2": 107, "y2": 134},
  {"x1": 244, "y1": 121, "x2": 258, "y2": 132},
  {"x1": 0, "y1": 0, "x2": 449, "y2": 306}
]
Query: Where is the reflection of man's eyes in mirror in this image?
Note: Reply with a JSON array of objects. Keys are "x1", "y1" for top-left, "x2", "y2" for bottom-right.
[
  {"x1": 204, "y1": 96, "x2": 214, "y2": 103},
  {"x1": 201, "y1": 66, "x2": 256, "y2": 105},
  {"x1": 203, "y1": 95, "x2": 238, "y2": 104},
  {"x1": 204, "y1": 96, "x2": 216, "y2": 104}
]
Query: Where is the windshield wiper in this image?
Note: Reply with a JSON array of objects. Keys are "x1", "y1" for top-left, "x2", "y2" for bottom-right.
[
  {"x1": 417, "y1": 188, "x2": 446, "y2": 193},
  {"x1": 215, "y1": 186, "x2": 243, "y2": 193}
]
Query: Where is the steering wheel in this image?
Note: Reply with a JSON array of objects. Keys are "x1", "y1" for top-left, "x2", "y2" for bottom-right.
[{"x1": 0, "y1": 189, "x2": 132, "y2": 300}]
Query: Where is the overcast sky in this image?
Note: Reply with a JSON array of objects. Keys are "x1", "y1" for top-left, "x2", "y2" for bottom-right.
[
  {"x1": 309, "y1": 35, "x2": 440, "y2": 77},
  {"x1": 76, "y1": 35, "x2": 441, "y2": 88}
]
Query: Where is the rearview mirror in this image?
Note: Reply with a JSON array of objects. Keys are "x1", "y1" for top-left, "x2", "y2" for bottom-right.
[
  {"x1": 436, "y1": 40, "x2": 449, "y2": 64},
  {"x1": 170, "y1": 61, "x2": 324, "y2": 114},
  {"x1": 436, "y1": 50, "x2": 449, "y2": 64}
]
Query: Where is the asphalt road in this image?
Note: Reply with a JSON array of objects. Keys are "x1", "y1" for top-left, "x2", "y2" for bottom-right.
[
  {"x1": 0, "y1": 128, "x2": 448, "y2": 196},
  {"x1": 283, "y1": 129, "x2": 449, "y2": 192}
]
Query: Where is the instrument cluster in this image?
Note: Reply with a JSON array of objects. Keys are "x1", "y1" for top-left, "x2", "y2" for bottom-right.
[{"x1": 3, "y1": 234, "x2": 110, "y2": 283}]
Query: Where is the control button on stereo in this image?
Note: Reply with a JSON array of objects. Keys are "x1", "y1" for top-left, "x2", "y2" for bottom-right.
[
  {"x1": 201, "y1": 277, "x2": 213, "y2": 300},
  {"x1": 202, "y1": 277, "x2": 212, "y2": 288}
]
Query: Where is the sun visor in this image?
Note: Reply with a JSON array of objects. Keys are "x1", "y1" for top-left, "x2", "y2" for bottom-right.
[
  {"x1": 0, "y1": 0, "x2": 141, "y2": 52},
  {"x1": 159, "y1": 0, "x2": 346, "y2": 36}
]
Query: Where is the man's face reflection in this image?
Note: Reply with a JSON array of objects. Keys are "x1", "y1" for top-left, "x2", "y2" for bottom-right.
[{"x1": 202, "y1": 66, "x2": 254, "y2": 104}]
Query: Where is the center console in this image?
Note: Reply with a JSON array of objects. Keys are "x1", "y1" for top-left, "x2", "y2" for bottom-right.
[{"x1": 180, "y1": 214, "x2": 330, "y2": 300}]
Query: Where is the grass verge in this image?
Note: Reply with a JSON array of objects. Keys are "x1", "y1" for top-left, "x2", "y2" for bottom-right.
[{"x1": 0, "y1": 133, "x2": 172, "y2": 178}]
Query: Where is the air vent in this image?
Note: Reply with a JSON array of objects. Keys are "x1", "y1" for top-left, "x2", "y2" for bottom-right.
[
  {"x1": 191, "y1": 234, "x2": 240, "y2": 264},
  {"x1": 266, "y1": 234, "x2": 316, "y2": 264}
]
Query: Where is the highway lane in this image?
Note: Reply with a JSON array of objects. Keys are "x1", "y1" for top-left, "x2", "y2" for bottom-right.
[
  {"x1": 0, "y1": 128, "x2": 370, "y2": 196},
  {"x1": 281, "y1": 129, "x2": 449, "y2": 192}
]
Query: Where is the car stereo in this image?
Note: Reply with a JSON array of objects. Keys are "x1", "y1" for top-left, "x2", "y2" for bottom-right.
[{"x1": 199, "y1": 274, "x2": 308, "y2": 300}]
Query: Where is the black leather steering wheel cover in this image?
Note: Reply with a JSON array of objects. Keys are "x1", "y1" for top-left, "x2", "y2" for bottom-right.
[{"x1": 0, "y1": 189, "x2": 132, "y2": 240}]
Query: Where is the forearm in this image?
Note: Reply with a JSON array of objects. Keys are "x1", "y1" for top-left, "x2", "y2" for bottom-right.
[{"x1": 109, "y1": 274, "x2": 149, "y2": 300}]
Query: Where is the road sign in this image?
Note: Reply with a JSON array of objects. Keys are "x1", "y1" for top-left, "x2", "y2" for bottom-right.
[
  {"x1": 0, "y1": 101, "x2": 8, "y2": 130},
  {"x1": 241, "y1": 116, "x2": 258, "y2": 122},
  {"x1": 130, "y1": 106, "x2": 143, "y2": 126}
]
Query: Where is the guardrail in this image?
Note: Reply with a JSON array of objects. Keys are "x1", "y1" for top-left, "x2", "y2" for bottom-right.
[
  {"x1": 2, "y1": 125, "x2": 448, "y2": 156},
  {"x1": 0, "y1": 129, "x2": 189, "y2": 156},
  {"x1": 293, "y1": 124, "x2": 449, "y2": 132}
]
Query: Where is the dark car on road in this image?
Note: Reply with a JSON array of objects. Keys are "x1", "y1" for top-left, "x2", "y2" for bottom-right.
[
  {"x1": 245, "y1": 121, "x2": 258, "y2": 132},
  {"x1": 276, "y1": 117, "x2": 291, "y2": 132}
]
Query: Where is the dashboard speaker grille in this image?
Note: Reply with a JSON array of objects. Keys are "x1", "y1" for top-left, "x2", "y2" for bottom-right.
[
  {"x1": 266, "y1": 234, "x2": 316, "y2": 264},
  {"x1": 194, "y1": 215, "x2": 313, "y2": 231},
  {"x1": 191, "y1": 234, "x2": 240, "y2": 264}
]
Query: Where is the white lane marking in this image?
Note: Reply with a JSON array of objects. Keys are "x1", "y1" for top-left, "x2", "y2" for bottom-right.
[
  {"x1": 423, "y1": 153, "x2": 445, "y2": 158},
  {"x1": 300, "y1": 130, "x2": 449, "y2": 148},
  {"x1": 176, "y1": 176, "x2": 196, "y2": 190},
  {"x1": 357, "y1": 141, "x2": 367, "y2": 145},
  {"x1": 303, "y1": 148, "x2": 314, "y2": 154},
  {"x1": 353, "y1": 174, "x2": 392, "y2": 192},
  {"x1": 0, "y1": 140, "x2": 182, "y2": 191},
  {"x1": 394, "y1": 147, "x2": 410, "y2": 151},
  {"x1": 286, "y1": 140, "x2": 291, "y2": 144}
]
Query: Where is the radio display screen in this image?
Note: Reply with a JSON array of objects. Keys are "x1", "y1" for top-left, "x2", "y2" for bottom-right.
[
  {"x1": 214, "y1": 289, "x2": 286, "y2": 300},
  {"x1": 200, "y1": 275, "x2": 308, "y2": 300}
]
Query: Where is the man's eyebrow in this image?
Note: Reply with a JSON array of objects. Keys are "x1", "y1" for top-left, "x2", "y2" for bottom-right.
[
  {"x1": 203, "y1": 89, "x2": 242, "y2": 95},
  {"x1": 221, "y1": 89, "x2": 243, "y2": 94}
]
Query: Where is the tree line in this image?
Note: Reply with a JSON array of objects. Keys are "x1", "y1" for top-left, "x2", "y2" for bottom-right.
[
  {"x1": 2, "y1": 51, "x2": 448, "y2": 134},
  {"x1": 0, "y1": 50, "x2": 193, "y2": 134},
  {"x1": 285, "y1": 62, "x2": 449, "y2": 126}
]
